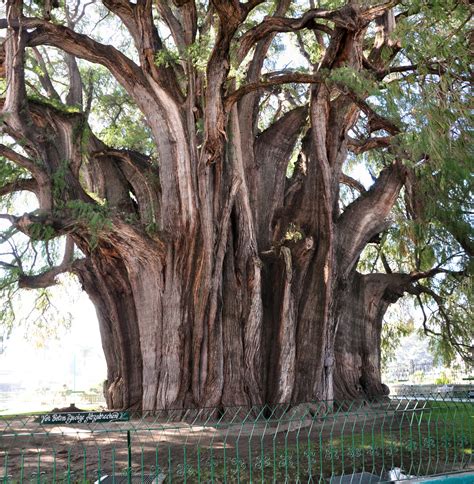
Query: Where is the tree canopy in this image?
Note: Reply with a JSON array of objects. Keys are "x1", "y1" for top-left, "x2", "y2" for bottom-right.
[{"x1": 0, "y1": 0, "x2": 472, "y2": 408}]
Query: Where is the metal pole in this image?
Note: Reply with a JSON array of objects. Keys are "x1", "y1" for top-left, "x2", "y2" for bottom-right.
[{"x1": 127, "y1": 429, "x2": 132, "y2": 484}]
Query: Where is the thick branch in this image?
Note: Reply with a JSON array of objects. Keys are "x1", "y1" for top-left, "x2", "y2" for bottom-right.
[
  {"x1": 340, "y1": 173, "x2": 366, "y2": 194},
  {"x1": 0, "y1": 144, "x2": 40, "y2": 174},
  {"x1": 337, "y1": 88, "x2": 400, "y2": 135},
  {"x1": 367, "y1": 8, "x2": 399, "y2": 70},
  {"x1": 337, "y1": 159, "x2": 407, "y2": 274},
  {"x1": 237, "y1": 0, "x2": 292, "y2": 139},
  {"x1": 202, "y1": 1, "x2": 246, "y2": 161},
  {"x1": 156, "y1": 0, "x2": 186, "y2": 51},
  {"x1": 91, "y1": 147, "x2": 161, "y2": 224},
  {"x1": 237, "y1": 9, "x2": 334, "y2": 65},
  {"x1": 225, "y1": 72, "x2": 323, "y2": 110},
  {"x1": 31, "y1": 47, "x2": 61, "y2": 101},
  {"x1": 3, "y1": 1, "x2": 28, "y2": 117},
  {"x1": 347, "y1": 135, "x2": 393, "y2": 154},
  {"x1": 0, "y1": 178, "x2": 37, "y2": 197},
  {"x1": 0, "y1": 16, "x2": 150, "y2": 105},
  {"x1": 102, "y1": 0, "x2": 184, "y2": 102},
  {"x1": 18, "y1": 237, "x2": 75, "y2": 289},
  {"x1": 254, "y1": 105, "x2": 308, "y2": 246},
  {"x1": 65, "y1": 53, "x2": 83, "y2": 107},
  {"x1": 1, "y1": 210, "x2": 77, "y2": 242}
]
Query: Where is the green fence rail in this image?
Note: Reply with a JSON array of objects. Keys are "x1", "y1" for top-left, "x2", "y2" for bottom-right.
[{"x1": 1, "y1": 394, "x2": 472, "y2": 483}]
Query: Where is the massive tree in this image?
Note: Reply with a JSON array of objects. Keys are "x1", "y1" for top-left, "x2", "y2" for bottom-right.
[{"x1": 0, "y1": 0, "x2": 471, "y2": 410}]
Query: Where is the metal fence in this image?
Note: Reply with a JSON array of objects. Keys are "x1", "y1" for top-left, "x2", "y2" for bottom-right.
[{"x1": 1, "y1": 394, "x2": 472, "y2": 483}]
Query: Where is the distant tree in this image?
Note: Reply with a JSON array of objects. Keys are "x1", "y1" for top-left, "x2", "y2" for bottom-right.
[
  {"x1": 0, "y1": 0, "x2": 472, "y2": 410},
  {"x1": 435, "y1": 371, "x2": 452, "y2": 386}
]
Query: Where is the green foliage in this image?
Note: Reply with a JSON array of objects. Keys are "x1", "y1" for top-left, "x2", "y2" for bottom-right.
[
  {"x1": 381, "y1": 305, "x2": 415, "y2": 367},
  {"x1": 186, "y1": 35, "x2": 213, "y2": 72},
  {"x1": 0, "y1": 233, "x2": 73, "y2": 349},
  {"x1": 23, "y1": 287, "x2": 73, "y2": 348},
  {"x1": 0, "y1": 157, "x2": 29, "y2": 184},
  {"x1": 155, "y1": 34, "x2": 212, "y2": 74},
  {"x1": 434, "y1": 371, "x2": 452, "y2": 385},
  {"x1": 293, "y1": 31, "x2": 324, "y2": 65},
  {"x1": 29, "y1": 222, "x2": 56, "y2": 241},
  {"x1": 145, "y1": 221, "x2": 158, "y2": 235},
  {"x1": 329, "y1": 66, "x2": 379, "y2": 99},
  {"x1": 65, "y1": 200, "x2": 111, "y2": 249},
  {"x1": 351, "y1": 0, "x2": 473, "y2": 366},
  {"x1": 51, "y1": 159, "x2": 69, "y2": 204},
  {"x1": 154, "y1": 48, "x2": 180, "y2": 69},
  {"x1": 422, "y1": 275, "x2": 473, "y2": 367},
  {"x1": 28, "y1": 93, "x2": 81, "y2": 114},
  {"x1": 88, "y1": 67, "x2": 155, "y2": 154},
  {"x1": 0, "y1": 283, "x2": 17, "y2": 351}
]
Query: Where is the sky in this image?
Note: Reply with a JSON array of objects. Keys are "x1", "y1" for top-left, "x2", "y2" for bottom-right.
[
  {"x1": 0, "y1": 285, "x2": 105, "y2": 391},
  {"x1": 0, "y1": 259, "x2": 107, "y2": 413}
]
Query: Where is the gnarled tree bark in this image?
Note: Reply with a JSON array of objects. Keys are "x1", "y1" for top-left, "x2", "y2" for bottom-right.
[{"x1": 1, "y1": 0, "x2": 451, "y2": 410}]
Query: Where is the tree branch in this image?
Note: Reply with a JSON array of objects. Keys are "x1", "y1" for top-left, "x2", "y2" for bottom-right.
[
  {"x1": 362, "y1": 1, "x2": 401, "y2": 22},
  {"x1": 3, "y1": 1, "x2": 28, "y2": 117},
  {"x1": 0, "y1": 16, "x2": 150, "y2": 105},
  {"x1": 202, "y1": 0, "x2": 248, "y2": 161},
  {"x1": 30, "y1": 47, "x2": 61, "y2": 101},
  {"x1": 242, "y1": 0, "x2": 266, "y2": 13},
  {"x1": 0, "y1": 144, "x2": 40, "y2": 174},
  {"x1": 91, "y1": 147, "x2": 161, "y2": 224},
  {"x1": 102, "y1": 0, "x2": 184, "y2": 102},
  {"x1": 408, "y1": 267, "x2": 467, "y2": 282},
  {"x1": 156, "y1": 0, "x2": 187, "y2": 51},
  {"x1": 410, "y1": 283, "x2": 473, "y2": 362},
  {"x1": 0, "y1": 210, "x2": 74, "y2": 240},
  {"x1": 366, "y1": 8, "x2": 399, "y2": 70},
  {"x1": 0, "y1": 178, "x2": 37, "y2": 197},
  {"x1": 340, "y1": 173, "x2": 366, "y2": 193},
  {"x1": 238, "y1": 2, "x2": 400, "y2": 66},
  {"x1": 18, "y1": 237, "x2": 76, "y2": 289},
  {"x1": 347, "y1": 135, "x2": 393, "y2": 154},
  {"x1": 0, "y1": 213, "x2": 16, "y2": 223},
  {"x1": 337, "y1": 159, "x2": 407, "y2": 274},
  {"x1": 336, "y1": 87, "x2": 401, "y2": 135},
  {"x1": 237, "y1": 9, "x2": 333, "y2": 65},
  {"x1": 225, "y1": 72, "x2": 323, "y2": 110},
  {"x1": 254, "y1": 105, "x2": 308, "y2": 246}
]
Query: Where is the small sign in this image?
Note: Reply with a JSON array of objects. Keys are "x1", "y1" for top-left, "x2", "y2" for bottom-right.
[{"x1": 37, "y1": 411, "x2": 130, "y2": 425}]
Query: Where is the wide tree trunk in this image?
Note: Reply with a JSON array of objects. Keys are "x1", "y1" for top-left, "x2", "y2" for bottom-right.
[
  {"x1": 1, "y1": 1, "x2": 421, "y2": 411},
  {"x1": 73, "y1": 156, "x2": 406, "y2": 410},
  {"x1": 76, "y1": 232, "x2": 403, "y2": 410}
]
